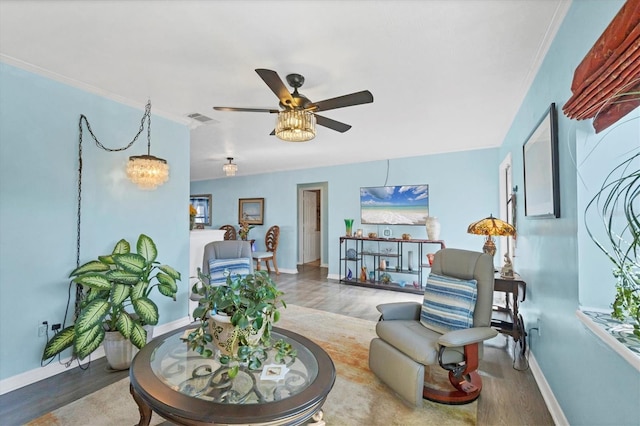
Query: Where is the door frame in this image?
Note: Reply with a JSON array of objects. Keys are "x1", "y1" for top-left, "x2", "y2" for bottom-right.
[{"x1": 297, "y1": 184, "x2": 326, "y2": 266}]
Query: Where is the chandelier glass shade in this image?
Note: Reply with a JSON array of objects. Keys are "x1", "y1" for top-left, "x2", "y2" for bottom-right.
[
  {"x1": 275, "y1": 110, "x2": 316, "y2": 142},
  {"x1": 223, "y1": 157, "x2": 238, "y2": 176},
  {"x1": 467, "y1": 214, "x2": 516, "y2": 256},
  {"x1": 126, "y1": 154, "x2": 169, "y2": 190}
]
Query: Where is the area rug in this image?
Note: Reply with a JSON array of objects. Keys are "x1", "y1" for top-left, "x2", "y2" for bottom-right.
[{"x1": 27, "y1": 304, "x2": 476, "y2": 425}]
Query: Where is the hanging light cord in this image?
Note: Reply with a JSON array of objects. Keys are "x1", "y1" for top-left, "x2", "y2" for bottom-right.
[
  {"x1": 60, "y1": 101, "x2": 153, "y2": 368},
  {"x1": 71, "y1": 101, "x2": 152, "y2": 319}
]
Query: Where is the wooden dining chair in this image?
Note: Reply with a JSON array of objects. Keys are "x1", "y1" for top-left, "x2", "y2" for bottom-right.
[
  {"x1": 219, "y1": 224, "x2": 237, "y2": 240},
  {"x1": 252, "y1": 225, "x2": 280, "y2": 275}
]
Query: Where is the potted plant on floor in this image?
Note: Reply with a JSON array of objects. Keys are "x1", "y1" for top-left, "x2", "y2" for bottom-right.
[
  {"x1": 42, "y1": 234, "x2": 181, "y2": 369},
  {"x1": 187, "y1": 269, "x2": 294, "y2": 377}
]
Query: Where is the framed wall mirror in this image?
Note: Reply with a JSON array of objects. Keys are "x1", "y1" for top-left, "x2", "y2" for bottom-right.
[
  {"x1": 523, "y1": 103, "x2": 560, "y2": 218},
  {"x1": 190, "y1": 194, "x2": 212, "y2": 226}
]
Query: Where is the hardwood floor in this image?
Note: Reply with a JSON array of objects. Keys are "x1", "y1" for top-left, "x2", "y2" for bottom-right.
[{"x1": 1, "y1": 265, "x2": 554, "y2": 425}]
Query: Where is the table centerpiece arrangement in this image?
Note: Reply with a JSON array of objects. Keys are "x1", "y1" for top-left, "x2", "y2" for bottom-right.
[{"x1": 188, "y1": 268, "x2": 296, "y2": 378}]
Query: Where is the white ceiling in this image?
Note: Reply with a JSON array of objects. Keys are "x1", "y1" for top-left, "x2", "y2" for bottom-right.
[{"x1": 0, "y1": 0, "x2": 570, "y2": 181}]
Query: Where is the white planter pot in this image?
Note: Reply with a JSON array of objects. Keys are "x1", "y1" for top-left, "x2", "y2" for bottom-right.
[{"x1": 103, "y1": 331, "x2": 137, "y2": 370}]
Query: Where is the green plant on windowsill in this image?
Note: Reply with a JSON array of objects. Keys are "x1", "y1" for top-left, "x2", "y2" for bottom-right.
[
  {"x1": 187, "y1": 268, "x2": 295, "y2": 377},
  {"x1": 42, "y1": 234, "x2": 181, "y2": 361},
  {"x1": 583, "y1": 86, "x2": 639, "y2": 337},
  {"x1": 585, "y1": 148, "x2": 639, "y2": 337}
]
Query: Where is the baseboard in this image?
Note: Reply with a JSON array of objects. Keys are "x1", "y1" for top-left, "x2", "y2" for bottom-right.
[
  {"x1": 529, "y1": 351, "x2": 569, "y2": 425},
  {"x1": 274, "y1": 268, "x2": 298, "y2": 274},
  {"x1": 327, "y1": 273, "x2": 340, "y2": 281},
  {"x1": 0, "y1": 316, "x2": 192, "y2": 395}
]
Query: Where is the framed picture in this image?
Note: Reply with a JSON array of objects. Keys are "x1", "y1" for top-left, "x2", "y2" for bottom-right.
[
  {"x1": 238, "y1": 198, "x2": 264, "y2": 225},
  {"x1": 190, "y1": 194, "x2": 212, "y2": 226},
  {"x1": 523, "y1": 103, "x2": 560, "y2": 218}
]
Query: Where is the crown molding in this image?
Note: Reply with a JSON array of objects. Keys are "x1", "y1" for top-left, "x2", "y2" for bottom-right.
[{"x1": 1, "y1": 54, "x2": 192, "y2": 126}]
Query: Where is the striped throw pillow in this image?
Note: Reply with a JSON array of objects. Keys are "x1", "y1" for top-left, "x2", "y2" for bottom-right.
[
  {"x1": 420, "y1": 273, "x2": 478, "y2": 334},
  {"x1": 208, "y1": 258, "x2": 251, "y2": 285}
]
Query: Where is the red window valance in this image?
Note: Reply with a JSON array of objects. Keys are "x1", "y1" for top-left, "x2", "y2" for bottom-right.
[{"x1": 562, "y1": 0, "x2": 640, "y2": 133}]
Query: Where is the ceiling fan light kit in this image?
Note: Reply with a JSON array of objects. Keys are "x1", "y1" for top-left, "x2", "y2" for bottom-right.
[
  {"x1": 214, "y1": 68, "x2": 373, "y2": 142},
  {"x1": 275, "y1": 110, "x2": 316, "y2": 142}
]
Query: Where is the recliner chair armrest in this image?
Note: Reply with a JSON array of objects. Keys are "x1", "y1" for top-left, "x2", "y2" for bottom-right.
[
  {"x1": 376, "y1": 302, "x2": 422, "y2": 320},
  {"x1": 438, "y1": 327, "x2": 498, "y2": 347}
]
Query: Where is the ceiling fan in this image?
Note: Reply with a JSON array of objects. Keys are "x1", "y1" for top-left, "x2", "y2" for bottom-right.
[{"x1": 213, "y1": 69, "x2": 374, "y2": 142}]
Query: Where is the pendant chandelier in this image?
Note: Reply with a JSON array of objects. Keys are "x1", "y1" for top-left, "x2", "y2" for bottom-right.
[
  {"x1": 125, "y1": 102, "x2": 169, "y2": 189},
  {"x1": 223, "y1": 157, "x2": 238, "y2": 176},
  {"x1": 275, "y1": 110, "x2": 316, "y2": 142},
  {"x1": 126, "y1": 155, "x2": 169, "y2": 189}
]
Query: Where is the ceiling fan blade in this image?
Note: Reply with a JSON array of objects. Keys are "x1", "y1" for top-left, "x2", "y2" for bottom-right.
[
  {"x1": 307, "y1": 90, "x2": 374, "y2": 112},
  {"x1": 315, "y1": 115, "x2": 352, "y2": 133},
  {"x1": 255, "y1": 69, "x2": 295, "y2": 107},
  {"x1": 213, "y1": 106, "x2": 279, "y2": 113}
]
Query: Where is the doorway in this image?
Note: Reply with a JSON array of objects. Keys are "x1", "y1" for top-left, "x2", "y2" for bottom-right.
[{"x1": 297, "y1": 183, "x2": 327, "y2": 266}]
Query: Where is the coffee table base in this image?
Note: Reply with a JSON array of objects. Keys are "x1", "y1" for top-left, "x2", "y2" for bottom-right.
[{"x1": 131, "y1": 381, "x2": 327, "y2": 426}]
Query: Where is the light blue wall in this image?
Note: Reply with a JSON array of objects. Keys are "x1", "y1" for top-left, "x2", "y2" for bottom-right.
[
  {"x1": 0, "y1": 63, "x2": 191, "y2": 381},
  {"x1": 499, "y1": 1, "x2": 639, "y2": 424},
  {"x1": 191, "y1": 148, "x2": 499, "y2": 276}
]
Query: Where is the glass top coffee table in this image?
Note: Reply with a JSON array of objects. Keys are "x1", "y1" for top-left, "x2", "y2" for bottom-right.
[{"x1": 129, "y1": 327, "x2": 335, "y2": 426}]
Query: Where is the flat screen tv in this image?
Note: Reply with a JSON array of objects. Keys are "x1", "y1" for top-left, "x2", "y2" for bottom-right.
[{"x1": 360, "y1": 185, "x2": 429, "y2": 225}]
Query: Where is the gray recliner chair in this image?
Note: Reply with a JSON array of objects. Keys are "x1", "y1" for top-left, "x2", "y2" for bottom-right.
[
  {"x1": 190, "y1": 241, "x2": 254, "y2": 302},
  {"x1": 369, "y1": 248, "x2": 497, "y2": 406},
  {"x1": 201, "y1": 240, "x2": 253, "y2": 276}
]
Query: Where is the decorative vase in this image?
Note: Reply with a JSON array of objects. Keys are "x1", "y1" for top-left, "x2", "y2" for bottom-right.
[
  {"x1": 360, "y1": 266, "x2": 368, "y2": 281},
  {"x1": 425, "y1": 216, "x2": 441, "y2": 240},
  {"x1": 344, "y1": 219, "x2": 354, "y2": 236},
  {"x1": 408, "y1": 250, "x2": 414, "y2": 271},
  {"x1": 189, "y1": 216, "x2": 195, "y2": 230}
]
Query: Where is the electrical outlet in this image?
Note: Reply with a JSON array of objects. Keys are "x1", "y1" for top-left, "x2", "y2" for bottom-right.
[
  {"x1": 38, "y1": 322, "x2": 47, "y2": 337},
  {"x1": 537, "y1": 318, "x2": 542, "y2": 336}
]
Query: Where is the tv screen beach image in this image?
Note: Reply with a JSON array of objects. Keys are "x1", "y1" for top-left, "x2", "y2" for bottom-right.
[{"x1": 360, "y1": 185, "x2": 429, "y2": 225}]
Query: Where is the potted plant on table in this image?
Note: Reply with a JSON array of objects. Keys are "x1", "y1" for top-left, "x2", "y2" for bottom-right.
[
  {"x1": 42, "y1": 234, "x2": 181, "y2": 369},
  {"x1": 187, "y1": 269, "x2": 294, "y2": 377}
]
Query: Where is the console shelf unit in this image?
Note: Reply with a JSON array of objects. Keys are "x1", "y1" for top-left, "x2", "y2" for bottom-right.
[{"x1": 339, "y1": 236, "x2": 446, "y2": 295}]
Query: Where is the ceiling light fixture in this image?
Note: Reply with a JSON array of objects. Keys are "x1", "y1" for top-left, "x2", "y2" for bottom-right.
[
  {"x1": 275, "y1": 110, "x2": 316, "y2": 142},
  {"x1": 125, "y1": 102, "x2": 169, "y2": 190},
  {"x1": 223, "y1": 157, "x2": 238, "y2": 176}
]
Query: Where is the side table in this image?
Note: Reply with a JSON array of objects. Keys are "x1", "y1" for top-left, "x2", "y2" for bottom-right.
[{"x1": 492, "y1": 273, "x2": 527, "y2": 355}]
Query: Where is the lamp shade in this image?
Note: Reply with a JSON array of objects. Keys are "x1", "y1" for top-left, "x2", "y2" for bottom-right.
[
  {"x1": 275, "y1": 110, "x2": 316, "y2": 142},
  {"x1": 467, "y1": 214, "x2": 516, "y2": 237},
  {"x1": 467, "y1": 214, "x2": 515, "y2": 256},
  {"x1": 126, "y1": 154, "x2": 169, "y2": 190}
]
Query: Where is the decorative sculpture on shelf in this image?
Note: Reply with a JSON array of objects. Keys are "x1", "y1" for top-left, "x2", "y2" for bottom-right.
[
  {"x1": 501, "y1": 254, "x2": 514, "y2": 279},
  {"x1": 360, "y1": 266, "x2": 368, "y2": 282}
]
